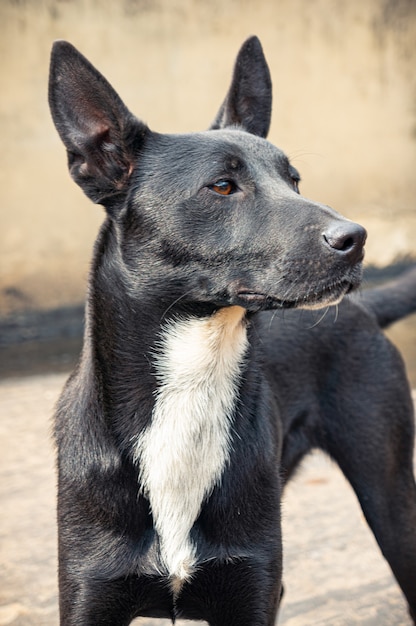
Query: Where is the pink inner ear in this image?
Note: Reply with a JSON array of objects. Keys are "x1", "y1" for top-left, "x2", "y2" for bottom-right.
[{"x1": 82, "y1": 115, "x2": 110, "y2": 137}]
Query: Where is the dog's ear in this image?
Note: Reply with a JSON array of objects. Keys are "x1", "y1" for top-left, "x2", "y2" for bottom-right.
[
  {"x1": 48, "y1": 41, "x2": 148, "y2": 210},
  {"x1": 210, "y1": 36, "x2": 272, "y2": 138}
]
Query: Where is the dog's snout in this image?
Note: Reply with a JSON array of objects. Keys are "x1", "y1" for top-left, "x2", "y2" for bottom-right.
[{"x1": 323, "y1": 222, "x2": 367, "y2": 263}]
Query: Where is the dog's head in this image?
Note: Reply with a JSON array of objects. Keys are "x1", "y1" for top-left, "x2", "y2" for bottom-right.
[{"x1": 49, "y1": 36, "x2": 366, "y2": 314}]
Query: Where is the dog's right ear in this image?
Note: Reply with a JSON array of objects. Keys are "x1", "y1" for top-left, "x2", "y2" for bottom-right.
[
  {"x1": 210, "y1": 36, "x2": 272, "y2": 138},
  {"x1": 48, "y1": 41, "x2": 148, "y2": 210}
]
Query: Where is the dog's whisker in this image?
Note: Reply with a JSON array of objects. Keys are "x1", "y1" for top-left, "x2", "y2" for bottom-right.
[
  {"x1": 267, "y1": 307, "x2": 284, "y2": 333},
  {"x1": 159, "y1": 289, "x2": 195, "y2": 322},
  {"x1": 307, "y1": 306, "x2": 330, "y2": 329}
]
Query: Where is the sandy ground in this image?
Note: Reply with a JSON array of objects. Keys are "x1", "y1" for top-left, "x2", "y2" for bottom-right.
[{"x1": 0, "y1": 373, "x2": 414, "y2": 626}]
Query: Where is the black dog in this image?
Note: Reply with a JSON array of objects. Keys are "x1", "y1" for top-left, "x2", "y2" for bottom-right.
[{"x1": 49, "y1": 36, "x2": 416, "y2": 625}]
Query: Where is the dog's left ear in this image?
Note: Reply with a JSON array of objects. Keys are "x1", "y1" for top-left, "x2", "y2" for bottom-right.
[{"x1": 210, "y1": 36, "x2": 272, "y2": 138}]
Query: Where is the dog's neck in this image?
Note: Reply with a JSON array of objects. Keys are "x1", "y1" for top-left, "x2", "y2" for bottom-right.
[{"x1": 85, "y1": 252, "x2": 250, "y2": 588}]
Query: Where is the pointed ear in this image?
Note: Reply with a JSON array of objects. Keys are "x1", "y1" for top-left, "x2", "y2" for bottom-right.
[
  {"x1": 48, "y1": 41, "x2": 148, "y2": 209},
  {"x1": 210, "y1": 36, "x2": 272, "y2": 138}
]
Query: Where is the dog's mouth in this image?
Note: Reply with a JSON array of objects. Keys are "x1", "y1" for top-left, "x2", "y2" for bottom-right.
[{"x1": 233, "y1": 278, "x2": 357, "y2": 312}]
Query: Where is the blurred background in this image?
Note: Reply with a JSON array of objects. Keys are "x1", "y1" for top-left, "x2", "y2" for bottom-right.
[{"x1": 0, "y1": 0, "x2": 415, "y2": 379}]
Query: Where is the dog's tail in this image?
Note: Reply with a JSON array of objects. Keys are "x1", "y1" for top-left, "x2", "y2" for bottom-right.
[{"x1": 357, "y1": 265, "x2": 416, "y2": 329}]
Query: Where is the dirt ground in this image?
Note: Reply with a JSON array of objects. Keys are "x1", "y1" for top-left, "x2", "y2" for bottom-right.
[{"x1": 0, "y1": 373, "x2": 414, "y2": 626}]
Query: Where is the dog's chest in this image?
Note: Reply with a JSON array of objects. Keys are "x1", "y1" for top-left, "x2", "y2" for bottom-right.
[{"x1": 134, "y1": 306, "x2": 248, "y2": 588}]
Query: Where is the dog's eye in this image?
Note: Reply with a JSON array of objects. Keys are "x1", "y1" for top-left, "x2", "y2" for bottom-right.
[
  {"x1": 208, "y1": 180, "x2": 238, "y2": 196},
  {"x1": 291, "y1": 177, "x2": 300, "y2": 194},
  {"x1": 288, "y1": 165, "x2": 301, "y2": 194}
]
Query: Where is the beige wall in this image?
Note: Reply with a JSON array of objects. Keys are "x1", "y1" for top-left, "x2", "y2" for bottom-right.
[{"x1": 1, "y1": 0, "x2": 416, "y2": 315}]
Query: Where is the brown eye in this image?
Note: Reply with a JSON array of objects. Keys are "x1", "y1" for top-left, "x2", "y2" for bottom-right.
[
  {"x1": 288, "y1": 164, "x2": 301, "y2": 194},
  {"x1": 292, "y1": 177, "x2": 300, "y2": 193},
  {"x1": 209, "y1": 180, "x2": 238, "y2": 195}
]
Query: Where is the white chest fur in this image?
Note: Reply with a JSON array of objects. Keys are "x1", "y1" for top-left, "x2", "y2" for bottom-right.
[{"x1": 134, "y1": 306, "x2": 248, "y2": 589}]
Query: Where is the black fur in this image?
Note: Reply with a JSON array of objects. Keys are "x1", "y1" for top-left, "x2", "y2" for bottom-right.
[{"x1": 49, "y1": 36, "x2": 416, "y2": 625}]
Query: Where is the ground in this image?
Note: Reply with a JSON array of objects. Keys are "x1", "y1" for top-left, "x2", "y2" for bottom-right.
[{"x1": 0, "y1": 373, "x2": 414, "y2": 625}]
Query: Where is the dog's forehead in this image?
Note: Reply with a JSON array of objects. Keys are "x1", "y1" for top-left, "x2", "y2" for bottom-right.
[
  {"x1": 198, "y1": 129, "x2": 283, "y2": 159},
  {"x1": 148, "y1": 129, "x2": 287, "y2": 173}
]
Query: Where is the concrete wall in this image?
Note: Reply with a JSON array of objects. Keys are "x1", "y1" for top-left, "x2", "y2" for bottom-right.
[{"x1": 1, "y1": 0, "x2": 416, "y2": 315}]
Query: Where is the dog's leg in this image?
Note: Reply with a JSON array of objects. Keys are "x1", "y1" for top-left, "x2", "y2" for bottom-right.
[
  {"x1": 332, "y1": 442, "x2": 416, "y2": 622},
  {"x1": 176, "y1": 558, "x2": 281, "y2": 626},
  {"x1": 319, "y1": 361, "x2": 416, "y2": 622},
  {"x1": 59, "y1": 576, "x2": 133, "y2": 625},
  {"x1": 59, "y1": 571, "x2": 174, "y2": 625}
]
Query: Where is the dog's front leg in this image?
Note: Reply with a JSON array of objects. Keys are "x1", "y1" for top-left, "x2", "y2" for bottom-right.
[
  {"x1": 175, "y1": 554, "x2": 282, "y2": 626},
  {"x1": 58, "y1": 567, "x2": 174, "y2": 625},
  {"x1": 58, "y1": 571, "x2": 135, "y2": 626}
]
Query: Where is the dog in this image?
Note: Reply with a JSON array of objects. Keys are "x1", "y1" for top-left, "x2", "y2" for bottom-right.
[{"x1": 48, "y1": 36, "x2": 416, "y2": 625}]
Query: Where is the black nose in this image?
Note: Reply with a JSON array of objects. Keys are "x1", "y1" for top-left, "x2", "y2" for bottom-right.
[{"x1": 323, "y1": 221, "x2": 367, "y2": 263}]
